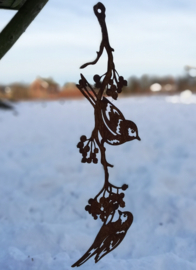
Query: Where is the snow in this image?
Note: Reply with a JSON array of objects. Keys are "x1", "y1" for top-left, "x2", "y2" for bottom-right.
[{"x1": 0, "y1": 95, "x2": 196, "y2": 270}]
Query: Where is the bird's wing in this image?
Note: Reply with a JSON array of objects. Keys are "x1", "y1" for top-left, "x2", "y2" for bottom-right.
[
  {"x1": 71, "y1": 245, "x2": 98, "y2": 267},
  {"x1": 71, "y1": 233, "x2": 111, "y2": 267},
  {"x1": 101, "y1": 97, "x2": 125, "y2": 136},
  {"x1": 95, "y1": 231, "x2": 126, "y2": 263},
  {"x1": 72, "y1": 224, "x2": 109, "y2": 267},
  {"x1": 71, "y1": 217, "x2": 126, "y2": 267}
]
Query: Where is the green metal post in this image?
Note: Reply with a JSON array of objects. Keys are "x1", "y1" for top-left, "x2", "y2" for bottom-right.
[{"x1": 0, "y1": 0, "x2": 48, "y2": 60}]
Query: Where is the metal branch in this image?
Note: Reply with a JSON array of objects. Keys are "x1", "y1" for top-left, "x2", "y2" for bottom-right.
[
  {"x1": 73, "y1": 2, "x2": 139, "y2": 267},
  {"x1": 0, "y1": 0, "x2": 48, "y2": 60}
]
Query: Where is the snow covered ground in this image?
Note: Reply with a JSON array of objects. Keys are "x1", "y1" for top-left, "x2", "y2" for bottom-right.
[{"x1": 0, "y1": 94, "x2": 196, "y2": 270}]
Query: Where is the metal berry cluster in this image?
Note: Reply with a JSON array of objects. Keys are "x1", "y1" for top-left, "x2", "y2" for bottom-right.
[
  {"x1": 85, "y1": 183, "x2": 128, "y2": 222},
  {"x1": 77, "y1": 135, "x2": 99, "y2": 164},
  {"x1": 93, "y1": 69, "x2": 127, "y2": 100}
]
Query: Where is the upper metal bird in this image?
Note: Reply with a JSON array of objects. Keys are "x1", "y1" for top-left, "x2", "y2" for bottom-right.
[{"x1": 77, "y1": 74, "x2": 140, "y2": 147}]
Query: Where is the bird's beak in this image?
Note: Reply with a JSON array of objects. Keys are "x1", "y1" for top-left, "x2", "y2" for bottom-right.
[
  {"x1": 118, "y1": 210, "x2": 122, "y2": 216},
  {"x1": 137, "y1": 135, "x2": 141, "y2": 141}
]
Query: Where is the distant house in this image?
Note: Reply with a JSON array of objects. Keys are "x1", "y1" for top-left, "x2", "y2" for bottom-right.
[
  {"x1": 29, "y1": 77, "x2": 60, "y2": 99},
  {"x1": 60, "y1": 83, "x2": 84, "y2": 99},
  {"x1": 60, "y1": 82, "x2": 96, "y2": 99}
]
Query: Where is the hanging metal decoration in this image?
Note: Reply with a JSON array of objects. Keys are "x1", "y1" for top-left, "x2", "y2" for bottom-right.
[{"x1": 72, "y1": 2, "x2": 140, "y2": 267}]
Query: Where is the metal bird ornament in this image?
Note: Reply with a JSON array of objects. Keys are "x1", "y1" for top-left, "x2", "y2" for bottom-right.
[
  {"x1": 72, "y1": 210, "x2": 133, "y2": 267},
  {"x1": 72, "y1": 2, "x2": 140, "y2": 267}
]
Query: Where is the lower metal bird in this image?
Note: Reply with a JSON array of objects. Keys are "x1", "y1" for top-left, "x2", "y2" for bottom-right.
[{"x1": 72, "y1": 210, "x2": 133, "y2": 267}]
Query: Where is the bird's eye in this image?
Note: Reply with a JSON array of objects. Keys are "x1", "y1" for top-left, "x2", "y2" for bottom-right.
[{"x1": 128, "y1": 128, "x2": 136, "y2": 136}]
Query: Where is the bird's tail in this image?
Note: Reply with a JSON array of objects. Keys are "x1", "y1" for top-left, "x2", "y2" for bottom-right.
[
  {"x1": 76, "y1": 74, "x2": 97, "y2": 107},
  {"x1": 71, "y1": 247, "x2": 97, "y2": 267}
]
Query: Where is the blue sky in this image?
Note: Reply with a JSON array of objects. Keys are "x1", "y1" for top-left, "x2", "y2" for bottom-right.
[{"x1": 0, "y1": 0, "x2": 196, "y2": 85}]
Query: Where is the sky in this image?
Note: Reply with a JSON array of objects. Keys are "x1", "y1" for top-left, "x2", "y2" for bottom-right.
[{"x1": 0, "y1": 0, "x2": 196, "y2": 86}]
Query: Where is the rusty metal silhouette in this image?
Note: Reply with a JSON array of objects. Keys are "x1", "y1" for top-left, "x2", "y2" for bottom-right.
[{"x1": 72, "y1": 2, "x2": 140, "y2": 267}]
